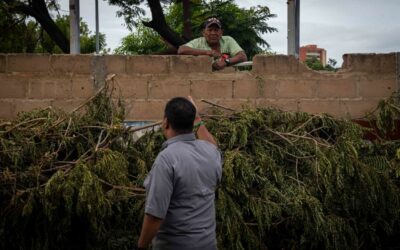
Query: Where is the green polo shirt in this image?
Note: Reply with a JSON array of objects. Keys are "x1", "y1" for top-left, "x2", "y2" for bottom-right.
[{"x1": 183, "y1": 36, "x2": 244, "y2": 57}]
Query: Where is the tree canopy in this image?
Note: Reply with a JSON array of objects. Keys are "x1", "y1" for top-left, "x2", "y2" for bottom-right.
[
  {"x1": 0, "y1": 6, "x2": 107, "y2": 54},
  {"x1": 1, "y1": 1, "x2": 107, "y2": 54},
  {"x1": 305, "y1": 57, "x2": 338, "y2": 72},
  {"x1": 2, "y1": 0, "x2": 276, "y2": 57},
  {"x1": 115, "y1": 23, "x2": 168, "y2": 55},
  {"x1": 35, "y1": 15, "x2": 108, "y2": 54},
  {"x1": 114, "y1": 0, "x2": 277, "y2": 58},
  {"x1": 1, "y1": 0, "x2": 70, "y2": 52}
]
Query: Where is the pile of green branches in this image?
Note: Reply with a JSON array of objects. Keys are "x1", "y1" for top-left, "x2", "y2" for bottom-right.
[
  {"x1": 1, "y1": 80, "x2": 400, "y2": 250},
  {"x1": 0, "y1": 81, "x2": 149, "y2": 250},
  {"x1": 206, "y1": 108, "x2": 400, "y2": 249}
]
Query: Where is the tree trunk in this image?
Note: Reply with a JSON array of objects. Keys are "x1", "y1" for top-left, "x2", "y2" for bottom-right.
[
  {"x1": 182, "y1": 0, "x2": 192, "y2": 40},
  {"x1": 5, "y1": 0, "x2": 70, "y2": 53},
  {"x1": 143, "y1": 0, "x2": 186, "y2": 49}
]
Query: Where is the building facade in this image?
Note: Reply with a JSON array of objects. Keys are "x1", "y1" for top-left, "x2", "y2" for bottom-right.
[{"x1": 299, "y1": 44, "x2": 327, "y2": 66}]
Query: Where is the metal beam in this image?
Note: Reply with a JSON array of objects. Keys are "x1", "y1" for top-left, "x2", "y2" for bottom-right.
[
  {"x1": 287, "y1": 0, "x2": 300, "y2": 58},
  {"x1": 69, "y1": 0, "x2": 80, "y2": 54},
  {"x1": 95, "y1": 0, "x2": 100, "y2": 54}
]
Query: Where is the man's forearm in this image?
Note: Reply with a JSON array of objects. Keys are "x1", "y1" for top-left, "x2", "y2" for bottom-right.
[
  {"x1": 188, "y1": 96, "x2": 218, "y2": 146},
  {"x1": 229, "y1": 51, "x2": 247, "y2": 65},
  {"x1": 178, "y1": 46, "x2": 210, "y2": 56},
  {"x1": 195, "y1": 118, "x2": 217, "y2": 146},
  {"x1": 138, "y1": 214, "x2": 163, "y2": 249}
]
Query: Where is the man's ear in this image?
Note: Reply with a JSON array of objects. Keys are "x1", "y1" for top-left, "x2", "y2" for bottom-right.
[{"x1": 162, "y1": 117, "x2": 169, "y2": 130}]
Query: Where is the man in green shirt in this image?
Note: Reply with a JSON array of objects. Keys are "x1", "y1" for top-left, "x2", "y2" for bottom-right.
[{"x1": 177, "y1": 17, "x2": 248, "y2": 71}]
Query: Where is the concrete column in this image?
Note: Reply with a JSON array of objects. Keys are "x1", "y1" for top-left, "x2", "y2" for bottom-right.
[
  {"x1": 69, "y1": 0, "x2": 80, "y2": 54},
  {"x1": 287, "y1": 0, "x2": 300, "y2": 58},
  {"x1": 95, "y1": 0, "x2": 100, "y2": 54}
]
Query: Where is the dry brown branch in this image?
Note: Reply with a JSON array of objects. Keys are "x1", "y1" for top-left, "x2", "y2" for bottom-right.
[
  {"x1": 49, "y1": 74, "x2": 116, "y2": 129},
  {"x1": 97, "y1": 178, "x2": 146, "y2": 194},
  {"x1": 129, "y1": 121, "x2": 163, "y2": 133},
  {"x1": 1, "y1": 118, "x2": 48, "y2": 134},
  {"x1": 201, "y1": 99, "x2": 236, "y2": 111},
  {"x1": 0, "y1": 121, "x2": 12, "y2": 127}
]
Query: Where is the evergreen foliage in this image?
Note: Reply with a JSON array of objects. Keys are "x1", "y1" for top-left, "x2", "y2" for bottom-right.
[
  {"x1": 0, "y1": 82, "x2": 143, "y2": 250},
  {"x1": 1, "y1": 81, "x2": 400, "y2": 249}
]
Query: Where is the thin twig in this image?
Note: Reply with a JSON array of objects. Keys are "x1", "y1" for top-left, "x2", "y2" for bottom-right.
[
  {"x1": 97, "y1": 178, "x2": 146, "y2": 193},
  {"x1": 264, "y1": 127, "x2": 294, "y2": 145},
  {"x1": 41, "y1": 164, "x2": 72, "y2": 173},
  {"x1": 50, "y1": 74, "x2": 116, "y2": 129},
  {"x1": 129, "y1": 121, "x2": 163, "y2": 133},
  {"x1": 295, "y1": 159, "x2": 301, "y2": 188},
  {"x1": 2, "y1": 118, "x2": 48, "y2": 134},
  {"x1": 95, "y1": 130, "x2": 105, "y2": 152},
  {"x1": 290, "y1": 115, "x2": 317, "y2": 134},
  {"x1": 201, "y1": 99, "x2": 236, "y2": 111},
  {"x1": 0, "y1": 121, "x2": 12, "y2": 127},
  {"x1": 289, "y1": 133, "x2": 331, "y2": 148}
]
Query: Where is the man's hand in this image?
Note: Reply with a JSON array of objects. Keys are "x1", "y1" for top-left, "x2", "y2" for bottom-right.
[
  {"x1": 188, "y1": 96, "x2": 201, "y2": 123},
  {"x1": 212, "y1": 60, "x2": 227, "y2": 71},
  {"x1": 187, "y1": 96, "x2": 217, "y2": 146},
  {"x1": 138, "y1": 214, "x2": 163, "y2": 250},
  {"x1": 206, "y1": 50, "x2": 221, "y2": 59}
]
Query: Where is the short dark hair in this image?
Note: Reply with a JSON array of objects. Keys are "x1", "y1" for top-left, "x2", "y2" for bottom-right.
[{"x1": 164, "y1": 97, "x2": 196, "y2": 134}]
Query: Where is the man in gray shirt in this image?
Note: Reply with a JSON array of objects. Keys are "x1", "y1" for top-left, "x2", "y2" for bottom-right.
[{"x1": 137, "y1": 97, "x2": 222, "y2": 250}]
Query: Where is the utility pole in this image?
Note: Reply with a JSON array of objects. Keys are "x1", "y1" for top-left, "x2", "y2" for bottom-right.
[
  {"x1": 95, "y1": 0, "x2": 100, "y2": 54},
  {"x1": 70, "y1": 0, "x2": 80, "y2": 54},
  {"x1": 287, "y1": 0, "x2": 300, "y2": 58}
]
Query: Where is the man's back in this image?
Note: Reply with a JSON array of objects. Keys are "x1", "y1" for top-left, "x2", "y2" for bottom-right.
[{"x1": 144, "y1": 134, "x2": 222, "y2": 250}]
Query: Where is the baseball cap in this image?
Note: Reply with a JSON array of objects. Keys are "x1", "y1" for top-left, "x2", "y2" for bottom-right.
[{"x1": 204, "y1": 17, "x2": 222, "y2": 29}]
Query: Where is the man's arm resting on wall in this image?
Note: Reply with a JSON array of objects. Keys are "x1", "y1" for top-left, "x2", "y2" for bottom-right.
[
  {"x1": 137, "y1": 213, "x2": 163, "y2": 249},
  {"x1": 212, "y1": 51, "x2": 247, "y2": 70},
  {"x1": 178, "y1": 45, "x2": 219, "y2": 57},
  {"x1": 229, "y1": 51, "x2": 248, "y2": 65}
]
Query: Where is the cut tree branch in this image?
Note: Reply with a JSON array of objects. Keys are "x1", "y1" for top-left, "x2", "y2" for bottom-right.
[{"x1": 143, "y1": 0, "x2": 186, "y2": 48}]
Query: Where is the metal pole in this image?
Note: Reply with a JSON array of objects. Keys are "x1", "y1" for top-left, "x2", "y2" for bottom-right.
[
  {"x1": 287, "y1": 0, "x2": 300, "y2": 58},
  {"x1": 95, "y1": 0, "x2": 100, "y2": 54},
  {"x1": 69, "y1": 0, "x2": 80, "y2": 54}
]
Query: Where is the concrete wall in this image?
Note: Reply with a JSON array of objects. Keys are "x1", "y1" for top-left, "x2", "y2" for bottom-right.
[{"x1": 0, "y1": 53, "x2": 399, "y2": 121}]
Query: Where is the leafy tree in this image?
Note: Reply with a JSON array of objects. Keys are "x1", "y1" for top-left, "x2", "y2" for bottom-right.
[
  {"x1": 0, "y1": 6, "x2": 38, "y2": 53},
  {"x1": 2, "y1": 0, "x2": 70, "y2": 52},
  {"x1": 305, "y1": 57, "x2": 324, "y2": 70},
  {"x1": 115, "y1": 23, "x2": 167, "y2": 55},
  {"x1": 108, "y1": 0, "x2": 187, "y2": 47},
  {"x1": 114, "y1": 0, "x2": 277, "y2": 58},
  {"x1": 305, "y1": 57, "x2": 338, "y2": 72},
  {"x1": 0, "y1": 9, "x2": 107, "y2": 54},
  {"x1": 36, "y1": 15, "x2": 108, "y2": 54}
]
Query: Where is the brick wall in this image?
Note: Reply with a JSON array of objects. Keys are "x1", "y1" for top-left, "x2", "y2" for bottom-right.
[{"x1": 0, "y1": 53, "x2": 399, "y2": 121}]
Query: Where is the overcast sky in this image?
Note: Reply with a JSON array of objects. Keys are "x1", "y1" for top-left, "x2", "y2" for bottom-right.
[{"x1": 58, "y1": 0, "x2": 400, "y2": 65}]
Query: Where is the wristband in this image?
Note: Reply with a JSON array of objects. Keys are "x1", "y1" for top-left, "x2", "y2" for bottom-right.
[{"x1": 194, "y1": 120, "x2": 205, "y2": 130}]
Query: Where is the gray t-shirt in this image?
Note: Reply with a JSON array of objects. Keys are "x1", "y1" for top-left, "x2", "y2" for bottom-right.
[{"x1": 143, "y1": 133, "x2": 222, "y2": 250}]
